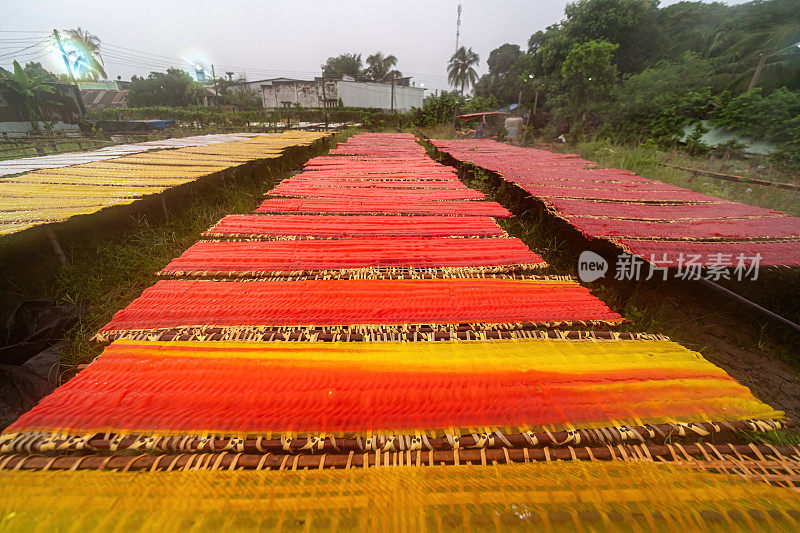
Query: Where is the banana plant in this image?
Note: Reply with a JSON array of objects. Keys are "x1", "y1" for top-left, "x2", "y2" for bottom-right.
[{"x1": 0, "y1": 60, "x2": 57, "y2": 132}]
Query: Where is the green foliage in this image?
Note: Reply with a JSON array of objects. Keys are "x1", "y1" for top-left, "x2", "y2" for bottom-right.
[
  {"x1": 712, "y1": 87, "x2": 800, "y2": 145},
  {"x1": 487, "y1": 44, "x2": 522, "y2": 76},
  {"x1": 86, "y1": 105, "x2": 414, "y2": 131},
  {"x1": 684, "y1": 122, "x2": 710, "y2": 156},
  {"x1": 563, "y1": 0, "x2": 660, "y2": 73},
  {"x1": 561, "y1": 40, "x2": 618, "y2": 120},
  {"x1": 127, "y1": 68, "x2": 199, "y2": 107},
  {"x1": 447, "y1": 46, "x2": 480, "y2": 96},
  {"x1": 476, "y1": 47, "x2": 536, "y2": 106},
  {"x1": 408, "y1": 91, "x2": 498, "y2": 127},
  {"x1": 712, "y1": 87, "x2": 800, "y2": 165},
  {"x1": 215, "y1": 79, "x2": 262, "y2": 110},
  {"x1": 0, "y1": 60, "x2": 58, "y2": 130},
  {"x1": 364, "y1": 52, "x2": 401, "y2": 82},
  {"x1": 484, "y1": 0, "x2": 800, "y2": 162},
  {"x1": 604, "y1": 53, "x2": 716, "y2": 143},
  {"x1": 705, "y1": 0, "x2": 800, "y2": 93},
  {"x1": 22, "y1": 62, "x2": 58, "y2": 83},
  {"x1": 321, "y1": 53, "x2": 363, "y2": 78}
]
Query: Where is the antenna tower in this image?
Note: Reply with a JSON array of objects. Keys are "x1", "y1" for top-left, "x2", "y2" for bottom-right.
[{"x1": 455, "y1": 4, "x2": 462, "y2": 53}]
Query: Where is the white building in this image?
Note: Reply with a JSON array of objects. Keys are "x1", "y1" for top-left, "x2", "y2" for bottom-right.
[
  {"x1": 337, "y1": 79, "x2": 423, "y2": 112},
  {"x1": 242, "y1": 77, "x2": 424, "y2": 112}
]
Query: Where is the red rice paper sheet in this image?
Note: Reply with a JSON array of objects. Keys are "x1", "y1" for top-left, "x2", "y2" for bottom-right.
[
  {"x1": 544, "y1": 198, "x2": 785, "y2": 220},
  {"x1": 205, "y1": 214, "x2": 506, "y2": 238},
  {"x1": 511, "y1": 180, "x2": 683, "y2": 192},
  {"x1": 267, "y1": 184, "x2": 485, "y2": 201},
  {"x1": 254, "y1": 198, "x2": 512, "y2": 217},
  {"x1": 567, "y1": 216, "x2": 800, "y2": 240},
  {"x1": 98, "y1": 278, "x2": 623, "y2": 338},
  {"x1": 509, "y1": 175, "x2": 652, "y2": 186},
  {"x1": 617, "y1": 240, "x2": 800, "y2": 267},
  {"x1": 276, "y1": 178, "x2": 470, "y2": 190},
  {"x1": 158, "y1": 238, "x2": 546, "y2": 277},
  {"x1": 524, "y1": 185, "x2": 721, "y2": 203},
  {"x1": 290, "y1": 170, "x2": 461, "y2": 181}
]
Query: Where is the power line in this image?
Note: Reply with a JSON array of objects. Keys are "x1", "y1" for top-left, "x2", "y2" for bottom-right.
[{"x1": 0, "y1": 39, "x2": 50, "y2": 60}]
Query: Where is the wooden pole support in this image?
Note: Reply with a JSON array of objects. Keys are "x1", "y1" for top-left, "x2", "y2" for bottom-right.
[
  {"x1": 161, "y1": 196, "x2": 170, "y2": 222},
  {"x1": 45, "y1": 227, "x2": 68, "y2": 266}
]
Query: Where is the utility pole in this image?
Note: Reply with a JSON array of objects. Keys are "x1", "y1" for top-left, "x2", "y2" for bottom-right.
[
  {"x1": 53, "y1": 29, "x2": 78, "y2": 84},
  {"x1": 390, "y1": 76, "x2": 395, "y2": 114},
  {"x1": 748, "y1": 51, "x2": 768, "y2": 92},
  {"x1": 320, "y1": 77, "x2": 329, "y2": 129},
  {"x1": 52, "y1": 29, "x2": 85, "y2": 118},
  {"x1": 455, "y1": 4, "x2": 462, "y2": 53},
  {"x1": 211, "y1": 64, "x2": 221, "y2": 111},
  {"x1": 748, "y1": 42, "x2": 800, "y2": 92}
]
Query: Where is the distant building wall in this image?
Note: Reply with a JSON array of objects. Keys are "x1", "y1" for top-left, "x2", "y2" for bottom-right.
[
  {"x1": 336, "y1": 81, "x2": 423, "y2": 112},
  {"x1": 253, "y1": 78, "x2": 339, "y2": 109},
  {"x1": 245, "y1": 77, "x2": 423, "y2": 111}
]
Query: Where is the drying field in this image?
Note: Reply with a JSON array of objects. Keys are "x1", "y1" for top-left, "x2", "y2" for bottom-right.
[{"x1": 1, "y1": 133, "x2": 799, "y2": 530}]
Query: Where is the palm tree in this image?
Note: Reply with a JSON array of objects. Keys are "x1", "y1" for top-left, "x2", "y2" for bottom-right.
[
  {"x1": 0, "y1": 60, "x2": 57, "y2": 132},
  {"x1": 448, "y1": 46, "x2": 479, "y2": 95},
  {"x1": 64, "y1": 27, "x2": 106, "y2": 80},
  {"x1": 365, "y1": 52, "x2": 402, "y2": 81}
]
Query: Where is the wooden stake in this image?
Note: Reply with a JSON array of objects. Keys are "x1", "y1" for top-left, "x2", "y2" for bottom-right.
[
  {"x1": 161, "y1": 196, "x2": 170, "y2": 222},
  {"x1": 45, "y1": 227, "x2": 68, "y2": 266}
]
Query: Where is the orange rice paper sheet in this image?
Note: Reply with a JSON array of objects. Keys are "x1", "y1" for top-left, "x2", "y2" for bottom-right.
[{"x1": 1, "y1": 338, "x2": 781, "y2": 446}]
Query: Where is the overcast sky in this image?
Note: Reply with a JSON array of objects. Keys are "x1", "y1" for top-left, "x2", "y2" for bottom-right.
[{"x1": 1, "y1": 0, "x2": 751, "y2": 93}]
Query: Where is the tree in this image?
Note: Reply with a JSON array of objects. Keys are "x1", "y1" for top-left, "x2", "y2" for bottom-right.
[
  {"x1": 0, "y1": 60, "x2": 57, "y2": 131},
  {"x1": 364, "y1": 52, "x2": 401, "y2": 81},
  {"x1": 64, "y1": 27, "x2": 107, "y2": 80},
  {"x1": 475, "y1": 44, "x2": 540, "y2": 106},
  {"x1": 710, "y1": 0, "x2": 800, "y2": 93},
  {"x1": 127, "y1": 68, "x2": 198, "y2": 107},
  {"x1": 23, "y1": 62, "x2": 58, "y2": 83},
  {"x1": 321, "y1": 53, "x2": 363, "y2": 78},
  {"x1": 217, "y1": 78, "x2": 262, "y2": 109},
  {"x1": 606, "y1": 52, "x2": 715, "y2": 141},
  {"x1": 563, "y1": 0, "x2": 659, "y2": 74},
  {"x1": 487, "y1": 44, "x2": 521, "y2": 76},
  {"x1": 448, "y1": 46, "x2": 480, "y2": 96},
  {"x1": 561, "y1": 40, "x2": 619, "y2": 121}
]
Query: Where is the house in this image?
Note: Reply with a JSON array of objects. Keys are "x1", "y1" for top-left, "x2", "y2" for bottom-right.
[
  {"x1": 77, "y1": 80, "x2": 129, "y2": 110},
  {"x1": 243, "y1": 77, "x2": 424, "y2": 112}
]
